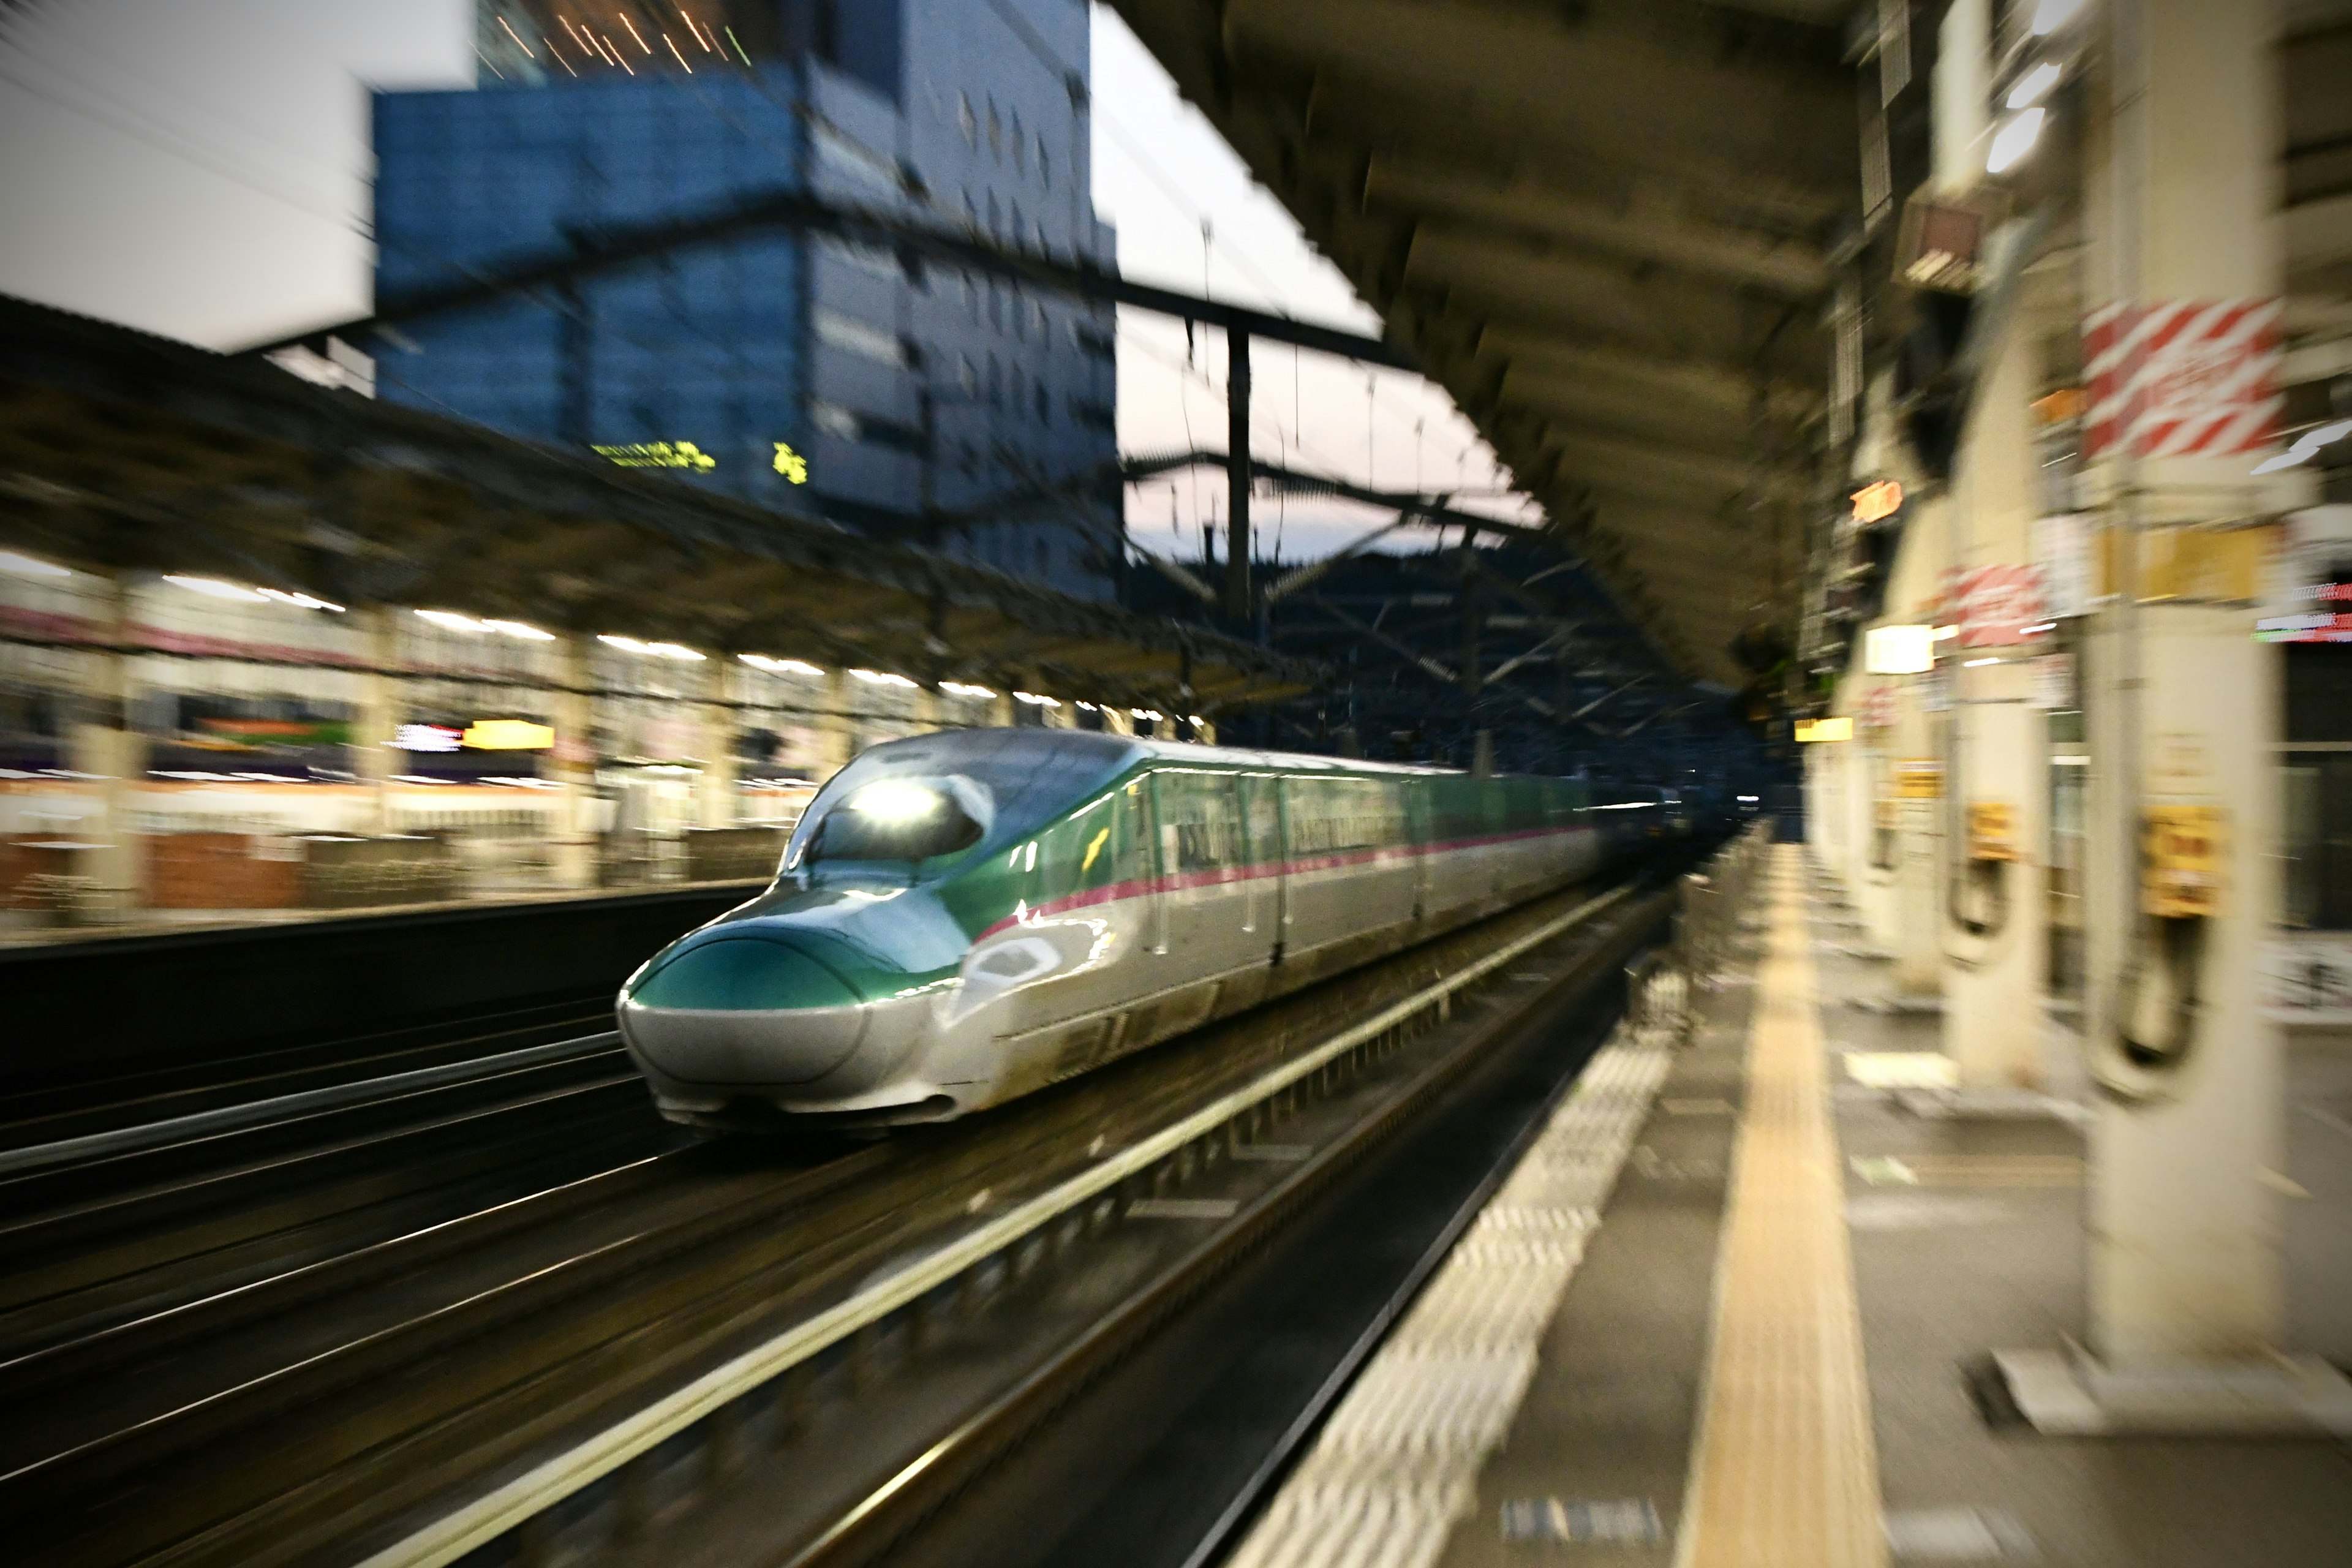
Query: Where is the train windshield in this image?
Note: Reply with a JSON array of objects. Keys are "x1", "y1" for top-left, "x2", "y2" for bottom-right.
[{"x1": 800, "y1": 778, "x2": 987, "y2": 869}]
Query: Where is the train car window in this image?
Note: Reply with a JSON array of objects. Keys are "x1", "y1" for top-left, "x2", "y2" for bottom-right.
[
  {"x1": 804, "y1": 778, "x2": 986, "y2": 866},
  {"x1": 1155, "y1": 769, "x2": 1243, "y2": 873}
]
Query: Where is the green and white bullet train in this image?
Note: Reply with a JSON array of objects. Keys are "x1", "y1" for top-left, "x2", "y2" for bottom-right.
[{"x1": 618, "y1": 728, "x2": 1670, "y2": 1129}]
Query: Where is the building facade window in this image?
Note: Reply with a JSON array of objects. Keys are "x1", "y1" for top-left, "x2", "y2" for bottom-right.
[{"x1": 812, "y1": 307, "x2": 907, "y2": 368}]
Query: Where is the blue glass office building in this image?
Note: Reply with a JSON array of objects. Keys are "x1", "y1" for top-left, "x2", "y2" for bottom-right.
[{"x1": 373, "y1": 2, "x2": 1120, "y2": 597}]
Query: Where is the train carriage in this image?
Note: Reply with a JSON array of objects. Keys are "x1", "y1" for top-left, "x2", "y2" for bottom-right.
[{"x1": 616, "y1": 729, "x2": 1624, "y2": 1131}]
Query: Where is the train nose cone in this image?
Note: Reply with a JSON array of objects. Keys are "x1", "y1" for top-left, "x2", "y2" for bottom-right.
[{"x1": 619, "y1": 930, "x2": 872, "y2": 1085}]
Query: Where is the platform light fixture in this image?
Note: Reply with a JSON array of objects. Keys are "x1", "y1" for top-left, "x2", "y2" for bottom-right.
[
  {"x1": 257, "y1": 587, "x2": 347, "y2": 612},
  {"x1": 480, "y1": 618, "x2": 552, "y2": 641},
  {"x1": 850, "y1": 667, "x2": 918, "y2": 688},
  {"x1": 600, "y1": 633, "x2": 704, "y2": 661},
  {"x1": 940, "y1": 680, "x2": 997, "y2": 699},
  {"x1": 2007, "y1": 61, "x2": 2062, "y2": 110},
  {"x1": 1986, "y1": 108, "x2": 2047, "y2": 175},
  {"x1": 165, "y1": 574, "x2": 267, "y2": 603},
  {"x1": 1012, "y1": 690, "x2": 1060, "y2": 708},
  {"x1": 739, "y1": 653, "x2": 824, "y2": 677}
]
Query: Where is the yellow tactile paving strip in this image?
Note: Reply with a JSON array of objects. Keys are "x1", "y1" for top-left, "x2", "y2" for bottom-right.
[{"x1": 1675, "y1": 848, "x2": 1885, "y2": 1568}]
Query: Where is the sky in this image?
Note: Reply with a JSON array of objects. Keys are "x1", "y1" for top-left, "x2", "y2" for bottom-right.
[{"x1": 0, "y1": 2, "x2": 1525, "y2": 561}]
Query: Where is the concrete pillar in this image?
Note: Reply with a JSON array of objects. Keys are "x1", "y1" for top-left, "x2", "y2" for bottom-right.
[
  {"x1": 1994, "y1": 0, "x2": 2352, "y2": 1433},
  {"x1": 1946, "y1": 658, "x2": 2047, "y2": 1089},
  {"x1": 1943, "y1": 275, "x2": 2053, "y2": 1093},
  {"x1": 2083, "y1": 0, "x2": 2289, "y2": 1364},
  {"x1": 1844, "y1": 740, "x2": 1887, "y2": 944},
  {"x1": 817, "y1": 668, "x2": 855, "y2": 775},
  {"x1": 1887, "y1": 673, "x2": 1945, "y2": 999},
  {"x1": 547, "y1": 633, "x2": 596, "y2": 889},
  {"x1": 70, "y1": 573, "x2": 142, "y2": 901},
  {"x1": 355, "y1": 606, "x2": 399, "y2": 837},
  {"x1": 695, "y1": 657, "x2": 736, "y2": 829}
]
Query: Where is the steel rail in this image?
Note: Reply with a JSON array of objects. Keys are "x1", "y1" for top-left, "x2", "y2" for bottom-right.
[
  {"x1": 356, "y1": 879, "x2": 1638, "y2": 1568},
  {"x1": 0, "y1": 1034, "x2": 625, "y2": 1180}
]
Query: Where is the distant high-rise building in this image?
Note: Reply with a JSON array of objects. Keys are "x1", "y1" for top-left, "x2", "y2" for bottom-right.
[{"x1": 372, "y1": 2, "x2": 1121, "y2": 597}]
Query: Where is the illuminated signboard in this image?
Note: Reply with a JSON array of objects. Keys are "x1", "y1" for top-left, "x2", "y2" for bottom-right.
[
  {"x1": 462, "y1": 719, "x2": 555, "y2": 750},
  {"x1": 1795, "y1": 717, "x2": 1854, "y2": 744},
  {"x1": 592, "y1": 441, "x2": 715, "y2": 471},
  {"x1": 772, "y1": 442, "x2": 810, "y2": 483},
  {"x1": 1850, "y1": 480, "x2": 1904, "y2": 525},
  {"x1": 391, "y1": 723, "x2": 461, "y2": 753},
  {"x1": 1864, "y1": 624, "x2": 1937, "y2": 675}
]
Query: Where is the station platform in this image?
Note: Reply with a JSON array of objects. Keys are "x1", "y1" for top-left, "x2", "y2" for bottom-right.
[{"x1": 1231, "y1": 846, "x2": 2352, "y2": 1567}]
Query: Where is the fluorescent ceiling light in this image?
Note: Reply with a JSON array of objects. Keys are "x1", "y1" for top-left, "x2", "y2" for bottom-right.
[
  {"x1": 644, "y1": 641, "x2": 704, "y2": 662},
  {"x1": 419, "y1": 609, "x2": 488, "y2": 632},
  {"x1": 2007, "y1": 61, "x2": 2061, "y2": 110},
  {"x1": 0, "y1": 549, "x2": 72, "y2": 579},
  {"x1": 1013, "y1": 690, "x2": 1060, "y2": 707},
  {"x1": 257, "y1": 587, "x2": 346, "y2": 612},
  {"x1": 940, "y1": 681, "x2": 996, "y2": 699},
  {"x1": 1987, "y1": 108, "x2": 2047, "y2": 175},
  {"x1": 165, "y1": 574, "x2": 266, "y2": 602},
  {"x1": 850, "y1": 667, "x2": 918, "y2": 687},
  {"x1": 740, "y1": 653, "x2": 823, "y2": 676},
  {"x1": 481, "y1": 618, "x2": 553, "y2": 641}
]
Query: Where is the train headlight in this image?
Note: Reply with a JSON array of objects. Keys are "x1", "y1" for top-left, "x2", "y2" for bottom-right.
[{"x1": 848, "y1": 780, "x2": 946, "y2": 823}]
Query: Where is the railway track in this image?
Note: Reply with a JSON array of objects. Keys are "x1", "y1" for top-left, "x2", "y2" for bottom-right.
[{"x1": 0, "y1": 866, "x2": 1681, "y2": 1568}]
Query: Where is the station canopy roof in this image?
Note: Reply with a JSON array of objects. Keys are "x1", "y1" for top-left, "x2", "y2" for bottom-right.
[
  {"x1": 0, "y1": 295, "x2": 1313, "y2": 711},
  {"x1": 1109, "y1": 0, "x2": 1859, "y2": 687}
]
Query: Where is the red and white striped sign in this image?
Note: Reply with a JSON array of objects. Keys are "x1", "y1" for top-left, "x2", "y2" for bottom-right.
[
  {"x1": 2084, "y1": 298, "x2": 2282, "y2": 458},
  {"x1": 1942, "y1": 564, "x2": 2048, "y2": 647}
]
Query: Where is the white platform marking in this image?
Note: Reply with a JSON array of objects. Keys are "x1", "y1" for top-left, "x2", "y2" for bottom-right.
[{"x1": 1223, "y1": 1023, "x2": 1674, "y2": 1568}]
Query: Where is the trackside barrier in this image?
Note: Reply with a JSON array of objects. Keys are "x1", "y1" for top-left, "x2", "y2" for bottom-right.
[{"x1": 356, "y1": 881, "x2": 1652, "y2": 1568}]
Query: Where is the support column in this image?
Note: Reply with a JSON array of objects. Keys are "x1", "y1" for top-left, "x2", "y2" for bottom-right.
[
  {"x1": 1887, "y1": 676, "x2": 1944, "y2": 999},
  {"x1": 70, "y1": 573, "x2": 143, "y2": 903},
  {"x1": 547, "y1": 632, "x2": 596, "y2": 889},
  {"x1": 1996, "y1": 0, "x2": 2352, "y2": 1433},
  {"x1": 695, "y1": 657, "x2": 736, "y2": 829},
  {"x1": 817, "y1": 668, "x2": 855, "y2": 777},
  {"x1": 1945, "y1": 658, "x2": 2047, "y2": 1090},
  {"x1": 355, "y1": 606, "x2": 399, "y2": 837},
  {"x1": 1942, "y1": 271, "x2": 2052, "y2": 1095},
  {"x1": 1225, "y1": 329, "x2": 1251, "y2": 620}
]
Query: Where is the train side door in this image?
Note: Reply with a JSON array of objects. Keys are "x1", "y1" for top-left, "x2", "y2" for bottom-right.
[
  {"x1": 1405, "y1": 777, "x2": 1431, "y2": 923},
  {"x1": 1152, "y1": 768, "x2": 1248, "y2": 974},
  {"x1": 1120, "y1": 773, "x2": 1166, "y2": 956},
  {"x1": 1240, "y1": 773, "x2": 1283, "y2": 959}
]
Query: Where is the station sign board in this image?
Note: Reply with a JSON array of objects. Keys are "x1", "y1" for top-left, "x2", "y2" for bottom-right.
[{"x1": 1892, "y1": 759, "x2": 1944, "y2": 799}]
